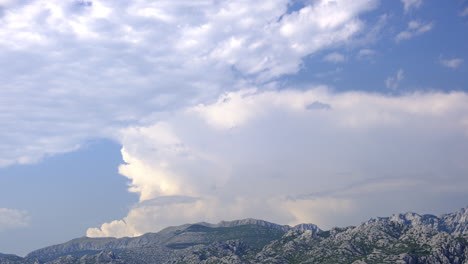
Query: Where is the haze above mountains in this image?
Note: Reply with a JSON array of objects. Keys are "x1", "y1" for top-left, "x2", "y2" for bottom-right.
[{"x1": 0, "y1": 206, "x2": 466, "y2": 264}]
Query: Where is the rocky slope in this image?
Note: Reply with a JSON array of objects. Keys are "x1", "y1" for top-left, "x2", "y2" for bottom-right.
[
  {"x1": 0, "y1": 207, "x2": 466, "y2": 264},
  {"x1": 255, "y1": 210, "x2": 468, "y2": 264}
]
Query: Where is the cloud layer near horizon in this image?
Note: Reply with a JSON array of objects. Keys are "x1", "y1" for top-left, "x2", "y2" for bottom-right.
[
  {"x1": 87, "y1": 88, "x2": 468, "y2": 237},
  {"x1": 0, "y1": 208, "x2": 30, "y2": 232},
  {"x1": 0, "y1": 0, "x2": 378, "y2": 167}
]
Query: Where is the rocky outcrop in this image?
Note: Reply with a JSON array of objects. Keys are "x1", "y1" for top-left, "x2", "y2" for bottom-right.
[
  {"x1": 253, "y1": 207, "x2": 468, "y2": 264},
  {"x1": 1, "y1": 207, "x2": 467, "y2": 264}
]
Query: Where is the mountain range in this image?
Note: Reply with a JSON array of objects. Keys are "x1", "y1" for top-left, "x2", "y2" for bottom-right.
[{"x1": 0, "y1": 207, "x2": 467, "y2": 264}]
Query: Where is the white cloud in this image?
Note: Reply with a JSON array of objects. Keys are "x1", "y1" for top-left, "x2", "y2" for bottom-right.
[
  {"x1": 0, "y1": 0, "x2": 379, "y2": 167},
  {"x1": 356, "y1": 48, "x2": 377, "y2": 62},
  {"x1": 3, "y1": 0, "x2": 466, "y2": 241},
  {"x1": 440, "y1": 58, "x2": 464, "y2": 69},
  {"x1": 87, "y1": 87, "x2": 468, "y2": 236},
  {"x1": 0, "y1": 208, "x2": 30, "y2": 232},
  {"x1": 357, "y1": 48, "x2": 376, "y2": 57},
  {"x1": 396, "y1": 20, "x2": 433, "y2": 42},
  {"x1": 0, "y1": 0, "x2": 15, "y2": 6},
  {"x1": 385, "y1": 69, "x2": 404, "y2": 89},
  {"x1": 401, "y1": 0, "x2": 423, "y2": 13},
  {"x1": 323, "y1": 52, "x2": 346, "y2": 63}
]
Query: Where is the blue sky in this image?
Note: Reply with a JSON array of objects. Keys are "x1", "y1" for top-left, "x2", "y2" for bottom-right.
[
  {"x1": 0, "y1": 139, "x2": 137, "y2": 255},
  {"x1": 0, "y1": 0, "x2": 468, "y2": 256}
]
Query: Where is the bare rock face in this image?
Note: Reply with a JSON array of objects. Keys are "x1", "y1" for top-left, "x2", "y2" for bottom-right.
[
  {"x1": 252, "y1": 207, "x2": 468, "y2": 264},
  {"x1": 1, "y1": 206, "x2": 467, "y2": 264},
  {"x1": 440, "y1": 207, "x2": 468, "y2": 237}
]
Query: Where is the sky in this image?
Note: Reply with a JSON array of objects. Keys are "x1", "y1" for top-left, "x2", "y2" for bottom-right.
[{"x1": 0, "y1": 0, "x2": 468, "y2": 256}]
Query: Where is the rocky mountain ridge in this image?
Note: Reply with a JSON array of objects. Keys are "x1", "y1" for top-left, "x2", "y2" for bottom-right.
[
  {"x1": 24, "y1": 218, "x2": 320, "y2": 262},
  {"x1": 1, "y1": 207, "x2": 467, "y2": 264}
]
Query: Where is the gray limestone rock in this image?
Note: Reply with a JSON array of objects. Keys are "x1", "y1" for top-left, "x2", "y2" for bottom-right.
[{"x1": 1, "y1": 206, "x2": 467, "y2": 264}]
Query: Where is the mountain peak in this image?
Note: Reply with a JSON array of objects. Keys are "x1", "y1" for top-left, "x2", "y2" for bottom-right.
[
  {"x1": 214, "y1": 218, "x2": 290, "y2": 231},
  {"x1": 3, "y1": 207, "x2": 467, "y2": 264}
]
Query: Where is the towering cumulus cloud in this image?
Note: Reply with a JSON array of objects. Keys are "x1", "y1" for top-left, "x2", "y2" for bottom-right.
[
  {"x1": 87, "y1": 88, "x2": 468, "y2": 237},
  {"x1": 2, "y1": 0, "x2": 467, "y2": 239}
]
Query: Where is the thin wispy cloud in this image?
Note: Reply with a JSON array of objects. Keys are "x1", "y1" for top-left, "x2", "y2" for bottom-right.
[
  {"x1": 396, "y1": 20, "x2": 433, "y2": 42},
  {"x1": 440, "y1": 58, "x2": 464, "y2": 69},
  {"x1": 461, "y1": 7, "x2": 468, "y2": 16},
  {"x1": 401, "y1": 0, "x2": 423, "y2": 13},
  {"x1": 357, "y1": 49, "x2": 376, "y2": 57},
  {"x1": 323, "y1": 52, "x2": 346, "y2": 63},
  {"x1": 385, "y1": 69, "x2": 405, "y2": 89},
  {"x1": 0, "y1": 208, "x2": 30, "y2": 232},
  {"x1": 313, "y1": 67, "x2": 343, "y2": 78}
]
